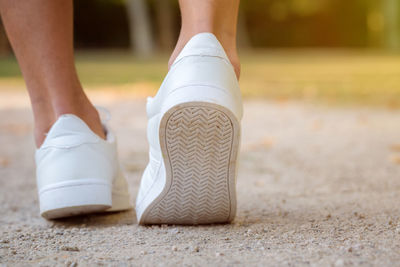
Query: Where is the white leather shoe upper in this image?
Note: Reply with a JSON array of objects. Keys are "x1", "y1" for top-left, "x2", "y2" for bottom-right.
[
  {"x1": 146, "y1": 33, "x2": 243, "y2": 120},
  {"x1": 36, "y1": 113, "x2": 130, "y2": 213},
  {"x1": 36, "y1": 115, "x2": 116, "y2": 189},
  {"x1": 135, "y1": 33, "x2": 243, "y2": 220}
]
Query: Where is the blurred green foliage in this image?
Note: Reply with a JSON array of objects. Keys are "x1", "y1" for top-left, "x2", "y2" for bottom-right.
[
  {"x1": 0, "y1": 0, "x2": 398, "y2": 106},
  {"x1": 1, "y1": 51, "x2": 399, "y2": 107}
]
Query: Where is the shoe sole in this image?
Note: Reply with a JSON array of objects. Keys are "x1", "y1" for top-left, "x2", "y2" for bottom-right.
[
  {"x1": 139, "y1": 102, "x2": 240, "y2": 225},
  {"x1": 39, "y1": 179, "x2": 112, "y2": 219}
]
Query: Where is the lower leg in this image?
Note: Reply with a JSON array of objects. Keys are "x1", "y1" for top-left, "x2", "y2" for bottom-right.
[
  {"x1": 170, "y1": 0, "x2": 241, "y2": 78},
  {"x1": 0, "y1": 0, "x2": 104, "y2": 147}
]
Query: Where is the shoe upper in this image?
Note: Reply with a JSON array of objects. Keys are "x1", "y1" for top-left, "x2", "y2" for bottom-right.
[
  {"x1": 135, "y1": 33, "x2": 243, "y2": 212},
  {"x1": 146, "y1": 33, "x2": 243, "y2": 120},
  {"x1": 36, "y1": 114, "x2": 122, "y2": 194}
]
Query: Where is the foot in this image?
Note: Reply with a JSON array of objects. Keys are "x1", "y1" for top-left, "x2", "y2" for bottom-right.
[
  {"x1": 136, "y1": 33, "x2": 243, "y2": 225},
  {"x1": 36, "y1": 112, "x2": 131, "y2": 219}
]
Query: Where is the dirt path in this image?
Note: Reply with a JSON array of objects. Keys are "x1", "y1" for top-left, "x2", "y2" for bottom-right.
[{"x1": 1, "y1": 90, "x2": 400, "y2": 266}]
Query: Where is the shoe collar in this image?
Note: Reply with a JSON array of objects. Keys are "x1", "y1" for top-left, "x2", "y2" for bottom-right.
[
  {"x1": 171, "y1": 32, "x2": 230, "y2": 67},
  {"x1": 37, "y1": 112, "x2": 114, "y2": 151}
]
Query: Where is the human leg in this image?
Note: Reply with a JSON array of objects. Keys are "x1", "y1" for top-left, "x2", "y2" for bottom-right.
[
  {"x1": 169, "y1": 0, "x2": 241, "y2": 78},
  {"x1": 0, "y1": 0, "x2": 104, "y2": 147}
]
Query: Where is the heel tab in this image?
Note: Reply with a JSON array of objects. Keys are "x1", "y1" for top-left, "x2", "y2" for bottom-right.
[
  {"x1": 37, "y1": 114, "x2": 100, "y2": 151},
  {"x1": 172, "y1": 32, "x2": 229, "y2": 66}
]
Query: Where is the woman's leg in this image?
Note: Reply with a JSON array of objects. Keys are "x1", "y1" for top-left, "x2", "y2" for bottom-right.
[
  {"x1": 169, "y1": 0, "x2": 241, "y2": 78},
  {"x1": 0, "y1": 0, "x2": 104, "y2": 147}
]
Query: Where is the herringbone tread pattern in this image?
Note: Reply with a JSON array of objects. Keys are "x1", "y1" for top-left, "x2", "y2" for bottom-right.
[{"x1": 145, "y1": 106, "x2": 234, "y2": 224}]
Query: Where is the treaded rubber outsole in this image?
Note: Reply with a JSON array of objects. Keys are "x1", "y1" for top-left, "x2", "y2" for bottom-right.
[{"x1": 140, "y1": 102, "x2": 240, "y2": 225}]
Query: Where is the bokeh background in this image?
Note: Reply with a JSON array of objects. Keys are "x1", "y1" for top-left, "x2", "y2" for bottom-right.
[{"x1": 0, "y1": 0, "x2": 399, "y2": 106}]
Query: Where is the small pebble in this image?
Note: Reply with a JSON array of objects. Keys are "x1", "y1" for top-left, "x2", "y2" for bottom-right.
[
  {"x1": 334, "y1": 259, "x2": 344, "y2": 267},
  {"x1": 168, "y1": 228, "x2": 180, "y2": 235},
  {"x1": 354, "y1": 244, "x2": 364, "y2": 250},
  {"x1": 60, "y1": 246, "x2": 79, "y2": 252}
]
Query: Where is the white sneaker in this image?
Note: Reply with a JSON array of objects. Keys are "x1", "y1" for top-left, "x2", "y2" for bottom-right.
[
  {"x1": 136, "y1": 33, "x2": 243, "y2": 225},
  {"x1": 36, "y1": 113, "x2": 131, "y2": 219}
]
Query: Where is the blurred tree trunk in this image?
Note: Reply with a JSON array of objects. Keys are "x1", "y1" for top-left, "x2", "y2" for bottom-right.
[
  {"x1": 366, "y1": 0, "x2": 384, "y2": 48},
  {"x1": 154, "y1": 0, "x2": 175, "y2": 51},
  {"x1": 382, "y1": 0, "x2": 400, "y2": 50},
  {"x1": 126, "y1": 0, "x2": 154, "y2": 56},
  {"x1": 0, "y1": 23, "x2": 10, "y2": 56}
]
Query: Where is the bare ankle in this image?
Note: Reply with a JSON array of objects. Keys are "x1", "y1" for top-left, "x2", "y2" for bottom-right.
[
  {"x1": 34, "y1": 95, "x2": 105, "y2": 148},
  {"x1": 48, "y1": 91, "x2": 105, "y2": 140},
  {"x1": 54, "y1": 95, "x2": 106, "y2": 140},
  {"x1": 77, "y1": 106, "x2": 106, "y2": 140},
  {"x1": 34, "y1": 115, "x2": 56, "y2": 148},
  {"x1": 31, "y1": 98, "x2": 56, "y2": 147}
]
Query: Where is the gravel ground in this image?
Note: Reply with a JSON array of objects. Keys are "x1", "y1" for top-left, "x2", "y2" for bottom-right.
[{"x1": 1, "y1": 90, "x2": 400, "y2": 266}]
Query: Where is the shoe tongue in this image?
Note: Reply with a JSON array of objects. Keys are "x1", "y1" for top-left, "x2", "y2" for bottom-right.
[
  {"x1": 172, "y1": 32, "x2": 229, "y2": 66},
  {"x1": 40, "y1": 114, "x2": 100, "y2": 149}
]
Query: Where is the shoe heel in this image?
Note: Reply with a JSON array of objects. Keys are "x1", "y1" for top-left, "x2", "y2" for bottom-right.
[
  {"x1": 39, "y1": 179, "x2": 112, "y2": 219},
  {"x1": 140, "y1": 92, "x2": 240, "y2": 224},
  {"x1": 160, "y1": 85, "x2": 242, "y2": 121}
]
